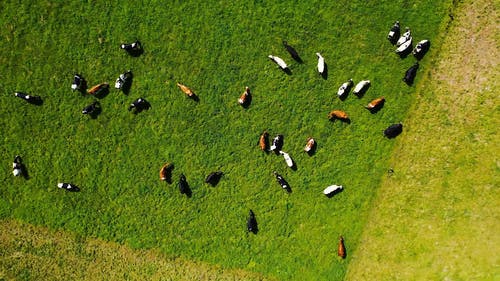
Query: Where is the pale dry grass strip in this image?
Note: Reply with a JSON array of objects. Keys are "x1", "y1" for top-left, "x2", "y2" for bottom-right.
[
  {"x1": 346, "y1": 0, "x2": 499, "y2": 280},
  {"x1": 0, "y1": 219, "x2": 272, "y2": 281}
]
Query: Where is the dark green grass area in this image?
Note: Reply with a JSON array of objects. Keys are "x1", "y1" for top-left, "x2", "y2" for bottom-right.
[{"x1": 0, "y1": 1, "x2": 452, "y2": 280}]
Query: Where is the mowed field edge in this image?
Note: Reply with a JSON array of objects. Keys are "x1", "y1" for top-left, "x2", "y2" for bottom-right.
[
  {"x1": 346, "y1": 0, "x2": 500, "y2": 280},
  {"x1": 0, "y1": 1, "x2": 455, "y2": 280}
]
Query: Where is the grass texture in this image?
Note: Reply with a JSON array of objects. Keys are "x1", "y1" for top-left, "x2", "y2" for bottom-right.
[{"x1": 0, "y1": 1, "x2": 454, "y2": 280}]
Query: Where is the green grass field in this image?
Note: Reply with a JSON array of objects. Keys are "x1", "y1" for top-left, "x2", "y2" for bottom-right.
[{"x1": 0, "y1": 0, "x2": 486, "y2": 280}]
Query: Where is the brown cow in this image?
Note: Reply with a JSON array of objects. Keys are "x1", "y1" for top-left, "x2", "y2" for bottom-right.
[
  {"x1": 338, "y1": 236, "x2": 346, "y2": 259},
  {"x1": 176, "y1": 83, "x2": 196, "y2": 98},
  {"x1": 304, "y1": 137, "x2": 316, "y2": 153},
  {"x1": 259, "y1": 131, "x2": 269, "y2": 151},
  {"x1": 87, "y1": 83, "x2": 109, "y2": 95},
  {"x1": 365, "y1": 97, "x2": 385, "y2": 110},
  {"x1": 238, "y1": 86, "x2": 251, "y2": 106},
  {"x1": 328, "y1": 110, "x2": 349, "y2": 121},
  {"x1": 159, "y1": 163, "x2": 174, "y2": 182}
]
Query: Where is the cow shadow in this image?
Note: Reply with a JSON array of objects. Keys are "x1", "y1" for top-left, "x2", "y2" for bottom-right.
[
  {"x1": 306, "y1": 145, "x2": 317, "y2": 157},
  {"x1": 188, "y1": 94, "x2": 200, "y2": 102},
  {"x1": 27, "y1": 97, "x2": 43, "y2": 106},
  {"x1": 282, "y1": 68, "x2": 292, "y2": 75},
  {"x1": 121, "y1": 78, "x2": 133, "y2": 95},
  {"x1": 94, "y1": 88, "x2": 110, "y2": 99},
  {"x1": 367, "y1": 102, "x2": 385, "y2": 114},
  {"x1": 89, "y1": 106, "x2": 102, "y2": 119},
  {"x1": 354, "y1": 85, "x2": 370, "y2": 98},
  {"x1": 398, "y1": 44, "x2": 413, "y2": 59},
  {"x1": 284, "y1": 185, "x2": 292, "y2": 193},
  {"x1": 321, "y1": 63, "x2": 328, "y2": 80},
  {"x1": 283, "y1": 41, "x2": 303, "y2": 64},
  {"x1": 290, "y1": 162, "x2": 298, "y2": 171},
  {"x1": 20, "y1": 164, "x2": 30, "y2": 179},
  {"x1": 326, "y1": 187, "x2": 343, "y2": 198}
]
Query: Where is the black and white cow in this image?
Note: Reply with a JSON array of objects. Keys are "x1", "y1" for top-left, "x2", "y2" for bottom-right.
[
  {"x1": 387, "y1": 21, "x2": 401, "y2": 45},
  {"x1": 413, "y1": 39, "x2": 431, "y2": 60},
  {"x1": 270, "y1": 134, "x2": 284, "y2": 152},
  {"x1": 247, "y1": 209, "x2": 258, "y2": 234},
  {"x1": 82, "y1": 101, "x2": 100, "y2": 116},
  {"x1": 12, "y1": 155, "x2": 24, "y2": 177},
  {"x1": 57, "y1": 182, "x2": 80, "y2": 192},
  {"x1": 120, "y1": 40, "x2": 143, "y2": 56},
  {"x1": 14, "y1": 92, "x2": 43, "y2": 105},
  {"x1": 337, "y1": 79, "x2": 354, "y2": 99},
  {"x1": 384, "y1": 123, "x2": 403, "y2": 138},
  {"x1": 403, "y1": 63, "x2": 419, "y2": 85},
  {"x1": 71, "y1": 74, "x2": 86, "y2": 91},
  {"x1": 273, "y1": 171, "x2": 290, "y2": 192},
  {"x1": 128, "y1": 98, "x2": 150, "y2": 113},
  {"x1": 115, "y1": 70, "x2": 133, "y2": 90}
]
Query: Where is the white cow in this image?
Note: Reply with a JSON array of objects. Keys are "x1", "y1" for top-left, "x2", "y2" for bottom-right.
[
  {"x1": 316, "y1": 53, "x2": 325, "y2": 75},
  {"x1": 268, "y1": 55, "x2": 288, "y2": 70},
  {"x1": 353, "y1": 80, "x2": 371, "y2": 96}
]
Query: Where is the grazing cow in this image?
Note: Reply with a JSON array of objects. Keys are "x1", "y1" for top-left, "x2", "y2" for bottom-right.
[
  {"x1": 71, "y1": 74, "x2": 86, "y2": 91},
  {"x1": 176, "y1": 82, "x2": 198, "y2": 100},
  {"x1": 323, "y1": 185, "x2": 343, "y2": 197},
  {"x1": 395, "y1": 37, "x2": 413, "y2": 56},
  {"x1": 316, "y1": 53, "x2": 325, "y2": 75},
  {"x1": 82, "y1": 101, "x2": 100, "y2": 115},
  {"x1": 14, "y1": 92, "x2": 42, "y2": 105},
  {"x1": 304, "y1": 137, "x2": 316, "y2": 153},
  {"x1": 268, "y1": 55, "x2": 289, "y2": 71},
  {"x1": 273, "y1": 171, "x2": 290, "y2": 191},
  {"x1": 120, "y1": 40, "x2": 143, "y2": 56},
  {"x1": 205, "y1": 171, "x2": 223, "y2": 186},
  {"x1": 328, "y1": 110, "x2": 349, "y2": 122},
  {"x1": 365, "y1": 97, "x2": 385, "y2": 111},
  {"x1": 279, "y1": 151, "x2": 294, "y2": 168},
  {"x1": 403, "y1": 63, "x2": 419, "y2": 85},
  {"x1": 128, "y1": 97, "x2": 150, "y2": 113},
  {"x1": 353, "y1": 80, "x2": 370, "y2": 97},
  {"x1": 159, "y1": 163, "x2": 174, "y2": 181},
  {"x1": 247, "y1": 209, "x2": 258, "y2": 234},
  {"x1": 12, "y1": 155, "x2": 23, "y2": 177},
  {"x1": 57, "y1": 182, "x2": 80, "y2": 192},
  {"x1": 87, "y1": 83, "x2": 109, "y2": 95},
  {"x1": 337, "y1": 79, "x2": 354, "y2": 99},
  {"x1": 396, "y1": 27, "x2": 411, "y2": 47},
  {"x1": 115, "y1": 70, "x2": 133, "y2": 90},
  {"x1": 384, "y1": 123, "x2": 403, "y2": 138},
  {"x1": 282, "y1": 41, "x2": 302, "y2": 63},
  {"x1": 259, "y1": 131, "x2": 269, "y2": 151},
  {"x1": 270, "y1": 134, "x2": 284, "y2": 152},
  {"x1": 387, "y1": 21, "x2": 401, "y2": 45},
  {"x1": 238, "y1": 86, "x2": 251, "y2": 107},
  {"x1": 178, "y1": 174, "x2": 190, "y2": 195},
  {"x1": 413, "y1": 39, "x2": 430, "y2": 60},
  {"x1": 338, "y1": 236, "x2": 347, "y2": 259}
]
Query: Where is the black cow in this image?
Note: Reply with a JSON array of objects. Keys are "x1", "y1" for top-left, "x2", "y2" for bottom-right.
[
  {"x1": 387, "y1": 21, "x2": 401, "y2": 45},
  {"x1": 283, "y1": 40, "x2": 303, "y2": 63},
  {"x1": 178, "y1": 174, "x2": 191, "y2": 196},
  {"x1": 14, "y1": 92, "x2": 43, "y2": 105},
  {"x1": 247, "y1": 209, "x2": 258, "y2": 234},
  {"x1": 57, "y1": 182, "x2": 80, "y2": 192},
  {"x1": 273, "y1": 171, "x2": 290, "y2": 192},
  {"x1": 205, "y1": 171, "x2": 223, "y2": 186},
  {"x1": 120, "y1": 40, "x2": 143, "y2": 56},
  {"x1": 384, "y1": 123, "x2": 403, "y2": 138},
  {"x1": 128, "y1": 97, "x2": 150, "y2": 113},
  {"x1": 71, "y1": 74, "x2": 87, "y2": 92},
  {"x1": 270, "y1": 134, "x2": 284, "y2": 153},
  {"x1": 403, "y1": 63, "x2": 419, "y2": 85},
  {"x1": 413, "y1": 40, "x2": 431, "y2": 60}
]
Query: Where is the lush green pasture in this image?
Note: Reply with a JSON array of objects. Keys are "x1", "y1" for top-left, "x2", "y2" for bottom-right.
[{"x1": 0, "y1": 1, "x2": 452, "y2": 280}]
